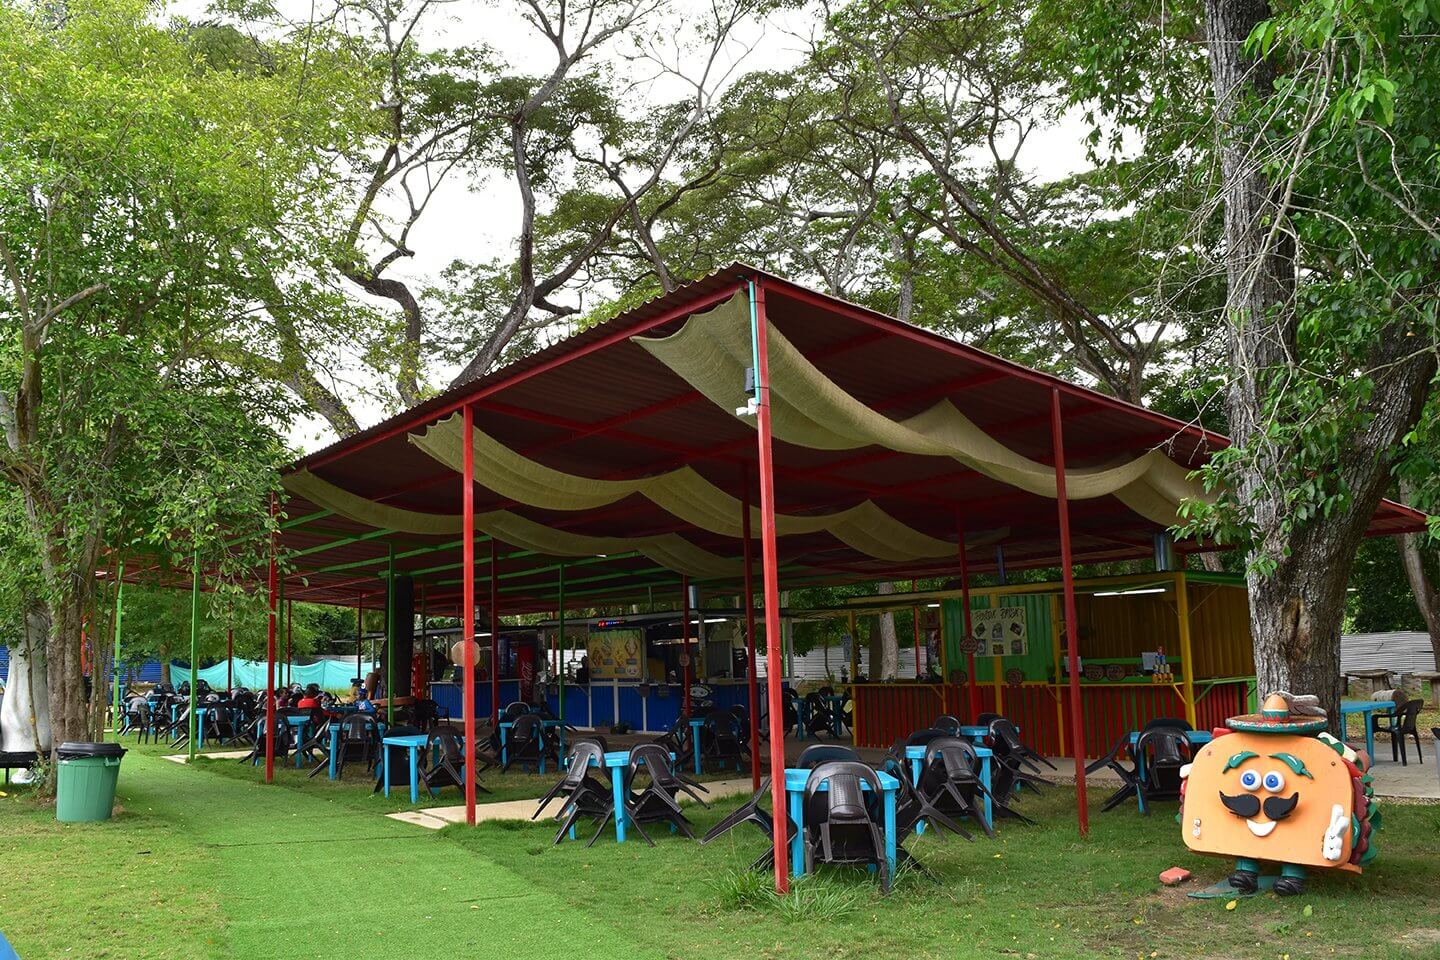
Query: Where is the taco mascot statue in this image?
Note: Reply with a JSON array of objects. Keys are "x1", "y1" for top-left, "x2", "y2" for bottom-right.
[{"x1": 1179, "y1": 691, "x2": 1378, "y2": 896}]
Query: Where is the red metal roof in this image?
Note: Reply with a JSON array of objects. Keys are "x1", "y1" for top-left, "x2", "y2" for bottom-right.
[{"x1": 254, "y1": 264, "x2": 1423, "y2": 614}]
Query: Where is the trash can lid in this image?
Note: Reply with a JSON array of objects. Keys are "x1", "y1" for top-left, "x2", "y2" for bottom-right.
[{"x1": 56, "y1": 741, "x2": 127, "y2": 759}]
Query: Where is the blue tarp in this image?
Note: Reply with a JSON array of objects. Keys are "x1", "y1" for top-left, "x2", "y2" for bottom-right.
[{"x1": 177, "y1": 657, "x2": 377, "y2": 691}]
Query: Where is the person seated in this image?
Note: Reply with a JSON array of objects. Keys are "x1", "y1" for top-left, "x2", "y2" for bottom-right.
[
  {"x1": 296, "y1": 690, "x2": 320, "y2": 710},
  {"x1": 354, "y1": 690, "x2": 376, "y2": 714}
]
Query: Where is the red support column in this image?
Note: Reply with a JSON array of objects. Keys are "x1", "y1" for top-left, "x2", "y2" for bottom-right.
[
  {"x1": 957, "y1": 514, "x2": 980, "y2": 722},
  {"x1": 741, "y1": 468, "x2": 761, "y2": 791},
  {"x1": 490, "y1": 539, "x2": 500, "y2": 725},
  {"x1": 681, "y1": 575, "x2": 692, "y2": 717},
  {"x1": 462, "y1": 403, "x2": 478, "y2": 826},
  {"x1": 752, "y1": 278, "x2": 791, "y2": 893},
  {"x1": 1050, "y1": 387, "x2": 1089, "y2": 836},
  {"x1": 226, "y1": 629, "x2": 234, "y2": 694},
  {"x1": 265, "y1": 496, "x2": 277, "y2": 783}
]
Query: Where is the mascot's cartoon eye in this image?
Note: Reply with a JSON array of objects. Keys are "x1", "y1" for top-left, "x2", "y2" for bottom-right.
[
  {"x1": 1262, "y1": 771, "x2": 1285, "y2": 792},
  {"x1": 1239, "y1": 769, "x2": 1261, "y2": 791}
]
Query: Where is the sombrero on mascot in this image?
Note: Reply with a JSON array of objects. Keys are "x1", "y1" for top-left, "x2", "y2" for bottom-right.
[{"x1": 1179, "y1": 691, "x2": 1379, "y2": 896}]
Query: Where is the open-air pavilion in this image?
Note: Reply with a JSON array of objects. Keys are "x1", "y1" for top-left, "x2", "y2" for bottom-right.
[{"x1": 149, "y1": 264, "x2": 1422, "y2": 892}]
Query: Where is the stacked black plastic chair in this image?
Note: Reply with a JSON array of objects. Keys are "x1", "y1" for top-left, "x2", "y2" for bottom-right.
[
  {"x1": 700, "y1": 777, "x2": 797, "y2": 871},
  {"x1": 796, "y1": 743, "x2": 860, "y2": 768},
  {"x1": 651, "y1": 714, "x2": 690, "y2": 758},
  {"x1": 801, "y1": 692, "x2": 834, "y2": 739},
  {"x1": 802, "y1": 761, "x2": 890, "y2": 892},
  {"x1": 701, "y1": 708, "x2": 746, "y2": 771},
  {"x1": 917, "y1": 737, "x2": 997, "y2": 834},
  {"x1": 535, "y1": 741, "x2": 613, "y2": 845},
  {"x1": 933, "y1": 714, "x2": 962, "y2": 735},
  {"x1": 880, "y1": 754, "x2": 969, "y2": 876},
  {"x1": 1087, "y1": 725, "x2": 1193, "y2": 813},
  {"x1": 417, "y1": 723, "x2": 492, "y2": 798},
  {"x1": 624, "y1": 742, "x2": 708, "y2": 839},
  {"x1": 502, "y1": 712, "x2": 555, "y2": 772},
  {"x1": 313, "y1": 712, "x2": 382, "y2": 780}
]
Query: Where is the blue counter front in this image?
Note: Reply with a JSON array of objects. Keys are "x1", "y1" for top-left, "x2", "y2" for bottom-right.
[{"x1": 429, "y1": 679, "x2": 774, "y2": 734}]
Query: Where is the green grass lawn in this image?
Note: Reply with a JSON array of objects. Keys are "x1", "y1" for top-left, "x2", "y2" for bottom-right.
[{"x1": 2, "y1": 739, "x2": 1438, "y2": 959}]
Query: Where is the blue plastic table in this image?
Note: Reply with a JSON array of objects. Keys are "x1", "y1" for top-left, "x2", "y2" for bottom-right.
[
  {"x1": 1126, "y1": 729, "x2": 1212, "y2": 812},
  {"x1": 499, "y1": 719, "x2": 565, "y2": 772},
  {"x1": 904, "y1": 744, "x2": 994, "y2": 827},
  {"x1": 783, "y1": 767, "x2": 898, "y2": 879},
  {"x1": 1340, "y1": 700, "x2": 1393, "y2": 761},
  {"x1": 382, "y1": 734, "x2": 430, "y2": 803}
]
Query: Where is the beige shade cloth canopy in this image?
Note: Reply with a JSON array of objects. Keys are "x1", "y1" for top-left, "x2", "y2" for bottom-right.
[
  {"x1": 283, "y1": 470, "x2": 746, "y2": 579},
  {"x1": 633, "y1": 293, "x2": 1211, "y2": 527},
  {"x1": 408, "y1": 417, "x2": 1007, "y2": 561}
]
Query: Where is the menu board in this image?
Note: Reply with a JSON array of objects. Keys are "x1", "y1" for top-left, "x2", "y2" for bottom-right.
[
  {"x1": 588, "y1": 630, "x2": 643, "y2": 679},
  {"x1": 971, "y1": 606, "x2": 1028, "y2": 657}
]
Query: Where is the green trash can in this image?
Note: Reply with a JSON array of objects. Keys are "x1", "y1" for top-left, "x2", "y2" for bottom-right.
[{"x1": 55, "y1": 741, "x2": 126, "y2": 822}]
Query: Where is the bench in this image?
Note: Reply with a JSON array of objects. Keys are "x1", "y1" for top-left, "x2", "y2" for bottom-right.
[{"x1": 0, "y1": 751, "x2": 39, "y2": 785}]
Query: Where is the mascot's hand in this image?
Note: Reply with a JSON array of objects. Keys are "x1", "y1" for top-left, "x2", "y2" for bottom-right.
[{"x1": 1323, "y1": 803, "x2": 1347, "y2": 861}]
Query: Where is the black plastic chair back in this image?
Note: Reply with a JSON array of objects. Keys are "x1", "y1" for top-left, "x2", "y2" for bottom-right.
[
  {"x1": 796, "y1": 744, "x2": 860, "y2": 769},
  {"x1": 1143, "y1": 716, "x2": 1193, "y2": 732},
  {"x1": 503, "y1": 701, "x2": 529, "y2": 720},
  {"x1": 934, "y1": 714, "x2": 961, "y2": 734}
]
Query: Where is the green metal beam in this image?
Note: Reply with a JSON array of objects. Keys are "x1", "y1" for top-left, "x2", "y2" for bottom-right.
[
  {"x1": 111, "y1": 558, "x2": 125, "y2": 740},
  {"x1": 187, "y1": 552, "x2": 201, "y2": 762},
  {"x1": 280, "y1": 508, "x2": 334, "y2": 529},
  {"x1": 288, "y1": 526, "x2": 396, "y2": 560},
  {"x1": 308, "y1": 534, "x2": 492, "y2": 576}
]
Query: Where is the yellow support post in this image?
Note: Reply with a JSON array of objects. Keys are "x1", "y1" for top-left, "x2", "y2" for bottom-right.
[
  {"x1": 848, "y1": 611, "x2": 860, "y2": 741},
  {"x1": 1175, "y1": 573, "x2": 1198, "y2": 728}
]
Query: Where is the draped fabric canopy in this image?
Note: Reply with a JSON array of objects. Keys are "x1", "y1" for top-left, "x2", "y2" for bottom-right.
[
  {"x1": 205, "y1": 264, "x2": 1420, "y2": 616},
  {"x1": 633, "y1": 293, "x2": 1208, "y2": 527}
]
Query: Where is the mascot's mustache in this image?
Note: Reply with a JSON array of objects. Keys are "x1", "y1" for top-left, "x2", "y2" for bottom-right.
[{"x1": 1219, "y1": 791, "x2": 1300, "y2": 821}]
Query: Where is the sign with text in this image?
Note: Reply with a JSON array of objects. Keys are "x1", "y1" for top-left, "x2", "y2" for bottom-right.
[
  {"x1": 588, "y1": 630, "x2": 643, "y2": 679},
  {"x1": 971, "y1": 606, "x2": 1028, "y2": 657}
]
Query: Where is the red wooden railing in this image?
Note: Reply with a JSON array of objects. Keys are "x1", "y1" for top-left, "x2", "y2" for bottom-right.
[{"x1": 853, "y1": 680, "x2": 1249, "y2": 757}]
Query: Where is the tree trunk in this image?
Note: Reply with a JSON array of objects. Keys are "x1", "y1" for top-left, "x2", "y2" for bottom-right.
[
  {"x1": 1396, "y1": 482, "x2": 1440, "y2": 670},
  {"x1": 45, "y1": 594, "x2": 90, "y2": 748},
  {"x1": 1205, "y1": 0, "x2": 1436, "y2": 729},
  {"x1": 876, "y1": 582, "x2": 899, "y2": 680}
]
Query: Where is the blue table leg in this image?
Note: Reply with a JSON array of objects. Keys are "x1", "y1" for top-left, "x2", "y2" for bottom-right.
[
  {"x1": 883, "y1": 787, "x2": 896, "y2": 881},
  {"x1": 981, "y1": 756, "x2": 992, "y2": 826},
  {"x1": 500, "y1": 726, "x2": 508, "y2": 767},
  {"x1": 1365, "y1": 711, "x2": 1377, "y2": 762},
  {"x1": 409, "y1": 745, "x2": 420, "y2": 804},
  {"x1": 1136, "y1": 746, "x2": 1148, "y2": 814},
  {"x1": 610, "y1": 765, "x2": 627, "y2": 843},
  {"x1": 328, "y1": 728, "x2": 339, "y2": 780},
  {"x1": 383, "y1": 745, "x2": 391, "y2": 797},
  {"x1": 788, "y1": 786, "x2": 805, "y2": 877},
  {"x1": 693, "y1": 729, "x2": 703, "y2": 776}
]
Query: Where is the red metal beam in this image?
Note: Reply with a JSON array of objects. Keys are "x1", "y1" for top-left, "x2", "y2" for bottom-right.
[
  {"x1": 297, "y1": 283, "x2": 744, "y2": 473},
  {"x1": 1052, "y1": 387, "x2": 1088, "y2": 837},
  {"x1": 753, "y1": 278, "x2": 792, "y2": 894},
  {"x1": 462, "y1": 403, "x2": 478, "y2": 826}
]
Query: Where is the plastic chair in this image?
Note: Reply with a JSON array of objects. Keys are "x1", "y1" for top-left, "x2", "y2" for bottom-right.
[
  {"x1": 919, "y1": 737, "x2": 997, "y2": 834},
  {"x1": 802, "y1": 761, "x2": 890, "y2": 892},
  {"x1": 1374, "y1": 699, "x2": 1425, "y2": 765},
  {"x1": 796, "y1": 744, "x2": 860, "y2": 769},
  {"x1": 700, "y1": 777, "x2": 797, "y2": 873},
  {"x1": 418, "y1": 723, "x2": 492, "y2": 797},
  {"x1": 933, "y1": 714, "x2": 961, "y2": 735},
  {"x1": 502, "y1": 713, "x2": 554, "y2": 772}
]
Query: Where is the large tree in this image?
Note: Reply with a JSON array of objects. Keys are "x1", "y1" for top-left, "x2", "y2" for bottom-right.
[{"x1": 0, "y1": 0, "x2": 363, "y2": 745}]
